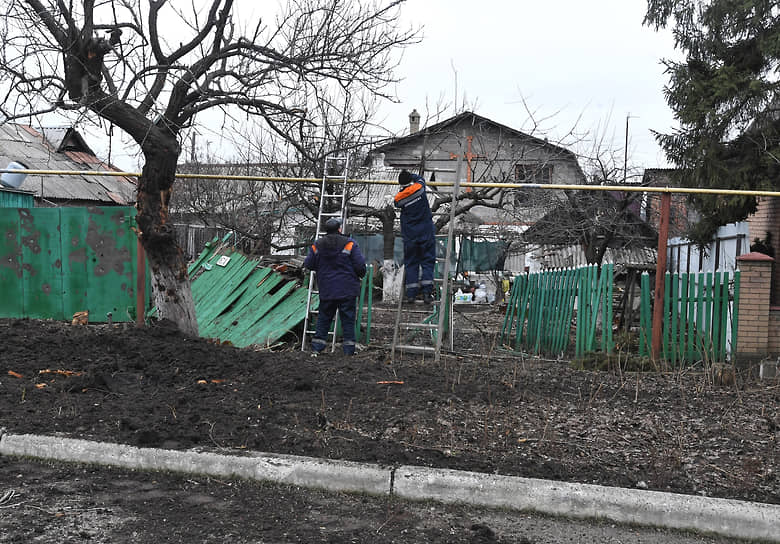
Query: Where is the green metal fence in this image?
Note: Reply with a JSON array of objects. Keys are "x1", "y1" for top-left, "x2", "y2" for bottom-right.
[
  {"x1": 0, "y1": 206, "x2": 143, "y2": 322},
  {"x1": 500, "y1": 264, "x2": 614, "y2": 357},
  {"x1": 639, "y1": 270, "x2": 740, "y2": 364},
  {"x1": 355, "y1": 263, "x2": 374, "y2": 345},
  {"x1": 0, "y1": 188, "x2": 34, "y2": 208}
]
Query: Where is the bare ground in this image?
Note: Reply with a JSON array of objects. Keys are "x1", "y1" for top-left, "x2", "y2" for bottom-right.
[{"x1": 0, "y1": 306, "x2": 778, "y2": 542}]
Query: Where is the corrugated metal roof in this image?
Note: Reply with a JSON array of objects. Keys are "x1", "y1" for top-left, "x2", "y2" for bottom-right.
[
  {"x1": 0, "y1": 124, "x2": 136, "y2": 204},
  {"x1": 531, "y1": 244, "x2": 657, "y2": 270}
]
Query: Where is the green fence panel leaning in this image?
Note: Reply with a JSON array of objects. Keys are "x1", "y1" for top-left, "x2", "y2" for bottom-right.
[{"x1": 500, "y1": 265, "x2": 613, "y2": 358}]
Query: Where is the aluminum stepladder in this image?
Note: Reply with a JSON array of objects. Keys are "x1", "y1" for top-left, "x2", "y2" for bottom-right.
[
  {"x1": 391, "y1": 151, "x2": 463, "y2": 363},
  {"x1": 301, "y1": 154, "x2": 350, "y2": 352}
]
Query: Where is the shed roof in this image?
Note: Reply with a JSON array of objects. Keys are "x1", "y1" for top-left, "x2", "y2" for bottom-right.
[{"x1": 0, "y1": 124, "x2": 136, "y2": 205}]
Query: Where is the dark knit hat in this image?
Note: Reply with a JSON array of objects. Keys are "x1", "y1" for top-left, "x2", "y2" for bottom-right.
[
  {"x1": 398, "y1": 169, "x2": 412, "y2": 185},
  {"x1": 325, "y1": 217, "x2": 342, "y2": 233}
]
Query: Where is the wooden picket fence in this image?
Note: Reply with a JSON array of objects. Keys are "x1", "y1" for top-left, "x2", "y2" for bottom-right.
[
  {"x1": 500, "y1": 264, "x2": 614, "y2": 357},
  {"x1": 500, "y1": 265, "x2": 740, "y2": 363},
  {"x1": 638, "y1": 270, "x2": 740, "y2": 364}
]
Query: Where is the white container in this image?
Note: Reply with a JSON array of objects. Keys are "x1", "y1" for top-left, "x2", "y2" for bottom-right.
[{"x1": 0, "y1": 161, "x2": 28, "y2": 189}]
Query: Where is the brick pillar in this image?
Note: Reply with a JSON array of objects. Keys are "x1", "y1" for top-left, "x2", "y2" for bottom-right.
[{"x1": 736, "y1": 252, "x2": 774, "y2": 358}]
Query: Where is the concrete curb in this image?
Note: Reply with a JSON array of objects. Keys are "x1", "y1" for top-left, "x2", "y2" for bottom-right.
[
  {"x1": 1, "y1": 432, "x2": 778, "y2": 542},
  {"x1": 394, "y1": 465, "x2": 780, "y2": 542},
  {"x1": 0, "y1": 433, "x2": 389, "y2": 496}
]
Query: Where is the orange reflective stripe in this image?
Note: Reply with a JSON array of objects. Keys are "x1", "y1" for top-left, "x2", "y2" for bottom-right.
[
  {"x1": 394, "y1": 182, "x2": 423, "y2": 202},
  {"x1": 311, "y1": 244, "x2": 318, "y2": 253},
  {"x1": 344, "y1": 241, "x2": 354, "y2": 251}
]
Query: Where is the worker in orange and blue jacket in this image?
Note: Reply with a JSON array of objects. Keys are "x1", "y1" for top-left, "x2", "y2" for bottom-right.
[
  {"x1": 395, "y1": 169, "x2": 436, "y2": 304},
  {"x1": 303, "y1": 217, "x2": 366, "y2": 356}
]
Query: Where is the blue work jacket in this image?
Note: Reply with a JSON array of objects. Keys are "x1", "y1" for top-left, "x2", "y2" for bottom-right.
[
  {"x1": 303, "y1": 232, "x2": 366, "y2": 300},
  {"x1": 394, "y1": 174, "x2": 435, "y2": 243}
]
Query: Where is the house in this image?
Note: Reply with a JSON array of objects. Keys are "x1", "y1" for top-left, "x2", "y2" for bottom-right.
[
  {"x1": 367, "y1": 111, "x2": 587, "y2": 274},
  {"x1": 369, "y1": 110, "x2": 585, "y2": 216},
  {"x1": 0, "y1": 123, "x2": 136, "y2": 206}
]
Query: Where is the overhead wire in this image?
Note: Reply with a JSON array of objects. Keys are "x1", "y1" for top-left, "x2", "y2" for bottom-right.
[{"x1": 4, "y1": 167, "x2": 780, "y2": 197}]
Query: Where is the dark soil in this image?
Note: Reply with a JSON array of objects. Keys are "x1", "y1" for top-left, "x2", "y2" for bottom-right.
[{"x1": 0, "y1": 309, "x2": 778, "y2": 542}]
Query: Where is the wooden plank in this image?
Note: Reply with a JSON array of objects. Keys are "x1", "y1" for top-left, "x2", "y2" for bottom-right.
[
  {"x1": 200, "y1": 269, "x2": 279, "y2": 338},
  {"x1": 192, "y1": 252, "x2": 252, "y2": 318},
  {"x1": 225, "y1": 280, "x2": 301, "y2": 342},
  {"x1": 234, "y1": 288, "x2": 311, "y2": 348}
]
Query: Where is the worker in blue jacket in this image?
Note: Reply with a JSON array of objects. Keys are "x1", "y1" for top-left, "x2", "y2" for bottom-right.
[
  {"x1": 395, "y1": 169, "x2": 436, "y2": 304},
  {"x1": 304, "y1": 217, "x2": 366, "y2": 356}
]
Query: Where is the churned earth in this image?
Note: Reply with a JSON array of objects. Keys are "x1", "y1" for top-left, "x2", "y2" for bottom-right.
[{"x1": 0, "y1": 310, "x2": 778, "y2": 542}]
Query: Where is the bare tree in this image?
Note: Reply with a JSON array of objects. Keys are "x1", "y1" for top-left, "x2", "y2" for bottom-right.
[
  {"x1": 172, "y1": 87, "x2": 389, "y2": 258},
  {"x1": 517, "y1": 124, "x2": 657, "y2": 266},
  {"x1": 0, "y1": 0, "x2": 416, "y2": 334}
]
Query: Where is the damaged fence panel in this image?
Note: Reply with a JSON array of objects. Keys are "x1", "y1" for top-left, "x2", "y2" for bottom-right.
[{"x1": 188, "y1": 241, "x2": 316, "y2": 348}]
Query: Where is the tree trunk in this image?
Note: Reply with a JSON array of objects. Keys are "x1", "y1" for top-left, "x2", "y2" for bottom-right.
[
  {"x1": 381, "y1": 206, "x2": 396, "y2": 261},
  {"x1": 380, "y1": 205, "x2": 402, "y2": 302},
  {"x1": 136, "y1": 143, "x2": 199, "y2": 337}
]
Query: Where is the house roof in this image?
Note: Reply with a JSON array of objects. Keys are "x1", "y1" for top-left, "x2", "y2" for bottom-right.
[
  {"x1": 0, "y1": 124, "x2": 136, "y2": 205},
  {"x1": 371, "y1": 111, "x2": 581, "y2": 164}
]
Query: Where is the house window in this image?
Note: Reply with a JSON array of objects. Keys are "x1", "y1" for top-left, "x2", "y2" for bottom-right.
[{"x1": 515, "y1": 163, "x2": 553, "y2": 184}]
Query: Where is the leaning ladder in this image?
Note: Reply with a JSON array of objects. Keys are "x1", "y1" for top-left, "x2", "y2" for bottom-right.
[
  {"x1": 301, "y1": 154, "x2": 350, "y2": 352},
  {"x1": 391, "y1": 150, "x2": 463, "y2": 363}
]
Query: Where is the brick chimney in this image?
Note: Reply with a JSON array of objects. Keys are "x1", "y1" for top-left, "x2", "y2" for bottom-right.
[{"x1": 409, "y1": 109, "x2": 420, "y2": 134}]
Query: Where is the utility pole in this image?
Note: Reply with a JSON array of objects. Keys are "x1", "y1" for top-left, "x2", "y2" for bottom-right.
[{"x1": 623, "y1": 113, "x2": 636, "y2": 183}]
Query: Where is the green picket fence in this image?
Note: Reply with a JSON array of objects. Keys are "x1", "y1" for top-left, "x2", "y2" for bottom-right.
[
  {"x1": 355, "y1": 263, "x2": 374, "y2": 345},
  {"x1": 639, "y1": 270, "x2": 740, "y2": 364},
  {"x1": 500, "y1": 264, "x2": 614, "y2": 357}
]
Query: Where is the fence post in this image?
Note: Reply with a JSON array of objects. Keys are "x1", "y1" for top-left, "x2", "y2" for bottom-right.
[
  {"x1": 735, "y1": 252, "x2": 774, "y2": 360},
  {"x1": 652, "y1": 192, "x2": 671, "y2": 360}
]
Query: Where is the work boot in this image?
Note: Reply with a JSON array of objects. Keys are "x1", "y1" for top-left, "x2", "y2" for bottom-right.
[
  {"x1": 405, "y1": 294, "x2": 417, "y2": 305},
  {"x1": 423, "y1": 293, "x2": 433, "y2": 304}
]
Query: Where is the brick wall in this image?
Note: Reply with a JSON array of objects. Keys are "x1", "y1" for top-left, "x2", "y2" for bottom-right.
[
  {"x1": 747, "y1": 197, "x2": 780, "y2": 304},
  {"x1": 736, "y1": 253, "x2": 774, "y2": 357},
  {"x1": 769, "y1": 309, "x2": 780, "y2": 355}
]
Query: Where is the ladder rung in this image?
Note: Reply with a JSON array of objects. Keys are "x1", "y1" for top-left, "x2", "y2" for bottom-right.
[
  {"x1": 394, "y1": 344, "x2": 435, "y2": 354},
  {"x1": 400, "y1": 322, "x2": 438, "y2": 330},
  {"x1": 322, "y1": 193, "x2": 345, "y2": 198},
  {"x1": 321, "y1": 212, "x2": 341, "y2": 217}
]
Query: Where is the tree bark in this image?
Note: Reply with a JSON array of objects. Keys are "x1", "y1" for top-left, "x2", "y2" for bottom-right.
[
  {"x1": 379, "y1": 204, "x2": 403, "y2": 302},
  {"x1": 380, "y1": 205, "x2": 396, "y2": 261},
  {"x1": 136, "y1": 140, "x2": 199, "y2": 337}
]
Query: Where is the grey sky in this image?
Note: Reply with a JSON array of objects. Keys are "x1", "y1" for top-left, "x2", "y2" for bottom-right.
[
  {"x1": 379, "y1": 0, "x2": 680, "y2": 171},
  {"x1": 81, "y1": 0, "x2": 679, "y2": 174}
]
